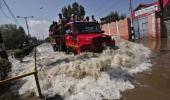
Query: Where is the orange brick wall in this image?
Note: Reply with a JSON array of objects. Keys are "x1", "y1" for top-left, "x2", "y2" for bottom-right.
[
  {"x1": 102, "y1": 24, "x2": 109, "y2": 35},
  {"x1": 101, "y1": 19, "x2": 130, "y2": 40},
  {"x1": 118, "y1": 19, "x2": 130, "y2": 40},
  {"x1": 109, "y1": 22, "x2": 117, "y2": 35},
  {"x1": 102, "y1": 15, "x2": 162, "y2": 40}
]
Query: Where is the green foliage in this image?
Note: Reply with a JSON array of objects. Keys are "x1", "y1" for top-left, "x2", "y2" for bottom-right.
[
  {"x1": 0, "y1": 24, "x2": 29, "y2": 50},
  {"x1": 45, "y1": 37, "x2": 50, "y2": 42},
  {"x1": 61, "y1": 2, "x2": 85, "y2": 20},
  {"x1": 14, "y1": 49, "x2": 25, "y2": 62},
  {"x1": 100, "y1": 11, "x2": 126, "y2": 24},
  {"x1": 0, "y1": 59, "x2": 11, "y2": 80},
  {"x1": 14, "y1": 45, "x2": 34, "y2": 62},
  {"x1": 120, "y1": 14, "x2": 126, "y2": 20},
  {"x1": 0, "y1": 59, "x2": 12, "y2": 95}
]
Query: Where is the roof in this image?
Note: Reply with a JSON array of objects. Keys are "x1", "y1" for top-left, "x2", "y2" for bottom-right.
[
  {"x1": 134, "y1": 0, "x2": 169, "y2": 12},
  {"x1": 133, "y1": 3, "x2": 151, "y2": 11}
]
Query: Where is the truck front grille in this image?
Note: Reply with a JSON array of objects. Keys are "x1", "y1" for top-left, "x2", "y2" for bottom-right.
[{"x1": 93, "y1": 36, "x2": 111, "y2": 47}]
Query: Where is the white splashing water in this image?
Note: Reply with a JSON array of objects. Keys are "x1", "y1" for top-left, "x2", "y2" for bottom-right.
[{"x1": 9, "y1": 38, "x2": 152, "y2": 100}]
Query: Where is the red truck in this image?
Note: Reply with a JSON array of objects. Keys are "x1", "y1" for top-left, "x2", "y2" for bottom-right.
[{"x1": 49, "y1": 21, "x2": 115, "y2": 54}]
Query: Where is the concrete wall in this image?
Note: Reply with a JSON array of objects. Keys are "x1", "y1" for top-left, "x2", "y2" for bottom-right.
[
  {"x1": 101, "y1": 19, "x2": 130, "y2": 40},
  {"x1": 164, "y1": 20, "x2": 170, "y2": 37}
]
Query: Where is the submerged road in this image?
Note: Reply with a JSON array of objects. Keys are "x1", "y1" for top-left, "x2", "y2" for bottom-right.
[
  {"x1": 121, "y1": 38, "x2": 170, "y2": 100},
  {"x1": 1, "y1": 38, "x2": 170, "y2": 100}
]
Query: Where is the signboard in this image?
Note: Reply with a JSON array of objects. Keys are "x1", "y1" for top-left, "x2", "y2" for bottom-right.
[{"x1": 135, "y1": 5, "x2": 159, "y2": 16}]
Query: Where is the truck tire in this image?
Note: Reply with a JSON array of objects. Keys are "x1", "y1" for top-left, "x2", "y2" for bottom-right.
[
  {"x1": 61, "y1": 44, "x2": 67, "y2": 52},
  {"x1": 52, "y1": 45, "x2": 57, "y2": 52},
  {"x1": 65, "y1": 46, "x2": 76, "y2": 55}
]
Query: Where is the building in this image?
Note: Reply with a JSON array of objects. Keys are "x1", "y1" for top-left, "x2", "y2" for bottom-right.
[
  {"x1": 101, "y1": 0, "x2": 170, "y2": 40},
  {"x1": 133, "y1": 0, "x2": 170, "y2": 39}
]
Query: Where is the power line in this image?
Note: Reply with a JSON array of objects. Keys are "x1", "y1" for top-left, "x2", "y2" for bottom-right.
[
  {"x1": 1, "y1": 0, "x2": 19, "y2": 25},
  {"x1": 17, "y1": 16, "x2": 34, "y2": 37},
  {"x1": 0, "y1": 0, "x2": 9, "y2": 18}
]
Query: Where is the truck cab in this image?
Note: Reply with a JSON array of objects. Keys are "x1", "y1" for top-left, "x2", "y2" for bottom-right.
[
  {"x1": 64, "y1": 21, "x2": 115, "y2": 54},
  {"x1": 49, "y1": 21, "x2": 115, "y2": 54}
]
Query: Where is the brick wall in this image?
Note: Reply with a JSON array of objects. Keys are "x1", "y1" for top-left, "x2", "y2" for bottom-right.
[
  {"x1": 147, "y1": 13, "x2": 155, "y2": 38},
  {"x1": 101, "y1": 19, "x2": 130, "y2": 40},
  {"x1": 156, "y1": 18, "x2": 161, "y2": 39},
  {"x1": 118, "y1": 19, "x2": 130, "y2": 40},
  {"x1": 102, "y1": 24, "x2": 109, "y2": 35},
  {"x1": 101, "y1": 16, "x2": 162, "y2": 40}
]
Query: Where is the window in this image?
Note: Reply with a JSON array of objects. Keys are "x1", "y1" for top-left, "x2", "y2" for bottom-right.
[{"x1": 75, "y1": 22, "x2": 101, "y2": 34}]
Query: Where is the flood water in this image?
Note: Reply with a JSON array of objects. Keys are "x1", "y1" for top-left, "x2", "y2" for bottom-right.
[
  {"x1": 1, "y1": 38, "x2": 170, "y2": 100},
  {"x1": 121, "y1": 38, "x2": 170, "y2": 100}
]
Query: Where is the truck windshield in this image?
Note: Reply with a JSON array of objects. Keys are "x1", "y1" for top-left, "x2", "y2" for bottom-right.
[{"x1": 75, "y1": 22, "x2": 101, "y2": 34}]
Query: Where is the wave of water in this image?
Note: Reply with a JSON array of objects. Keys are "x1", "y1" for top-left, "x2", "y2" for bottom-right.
[{"x1": 9, "y1": 38, "x2": 152, "y2": 100}]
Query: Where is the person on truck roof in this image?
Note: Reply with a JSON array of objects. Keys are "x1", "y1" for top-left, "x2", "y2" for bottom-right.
[
  {"x1": 49, "y1": 21, "x2": 56, "y2": 32},
  {"x1": 52, "y1": 22, "x2": 59, "y2": 34},
  {"x1": 80, "y1": 16, "x2": 85, "y2": 21},
  {"x1": 70, "y1": 14, "x2": 75, "y2": 22},
  {"x1": 75, "y1": 15, "x2": 80, "y2": 21},
  {"x1": 91, "y1": 15, "x2": 97, "y2": 22},
  {"x1": 49, "y1": 21, "x2": 58, "y2": 36},
  {"x1": 85, "y1": 16, "x2": 89, "y2": 21},
  {"x1": 58, "y1": 13, "x2": 67, "y2": 34},
  {"x1": 58, "y1": 13, "x2": 67, "y2": 25}
]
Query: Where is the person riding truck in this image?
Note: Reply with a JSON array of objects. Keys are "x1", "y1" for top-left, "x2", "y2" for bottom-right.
[
  {"x1": 58, "y1": 13, "x2": 67, "y2": 34},
  {"x1": 49, "y1": 14, "x2": 67, "y2": 51},
  {"x1": 49, "y1": 21, "x2": 61, "y2": 51}
]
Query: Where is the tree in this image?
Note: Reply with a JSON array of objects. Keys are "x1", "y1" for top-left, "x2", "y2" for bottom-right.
[
  {"x1": 100, "y1": 11, "x2": 126, "y2": 24},
  {"x1": 0, "y1": 58, "x2": 12, "y2": 94},
  {"x1": 0, "y1": 24, "x2": 29, "y2": 49},
  {"x1": 120, "y1": 14, "x2": 126, "y2": 20},
  {"x1": 79, "y1": 5, "x2": 85, "y2": 18},
  {"x1": 61, "y1": 2, "x2": 85, "y2": 20}
]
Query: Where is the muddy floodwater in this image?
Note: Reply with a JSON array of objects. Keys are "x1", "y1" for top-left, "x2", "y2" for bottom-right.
[{"x1": 121, "y1": 38, "x2": 170, "y2": 100}]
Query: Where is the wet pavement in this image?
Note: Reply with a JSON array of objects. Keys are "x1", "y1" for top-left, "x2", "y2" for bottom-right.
[{"x1": 121, "y1": 38, "x2": 170, "y2": 100}]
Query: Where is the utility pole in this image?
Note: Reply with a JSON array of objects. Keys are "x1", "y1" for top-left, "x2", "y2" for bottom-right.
[
  {"x1": 129, "y1": 0, "x2": 135, "y2": 41},
  {"x1": 159, "y1": 0, "x2": 164, "y2": 38},
  {"x1": 17, "y1": 16, "x2": 34, "y2": 37},
  {"x1": 0, "y1": 31, "x2": 8, "y2": 60}
]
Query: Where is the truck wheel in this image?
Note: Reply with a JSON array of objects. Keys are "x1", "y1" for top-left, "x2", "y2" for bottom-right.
[
  {"x1": 65, "y1": 47, "x2": 70, "y2": 54},
  {"x1": 65, "y1": 46, "x2": 76, "y2": 55},
  {"x1": 73, "y1": 50, "x2": 77, "y2": 55},
  {"x1": 52, "y1": 45, "x2": 57, "y2": 52},
  {"x1": 73, "y1": 48, "x2": 79, "y2": 55},
  {"x1": 61, "y1": 44, "x2": 67, "y2": 52}
]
